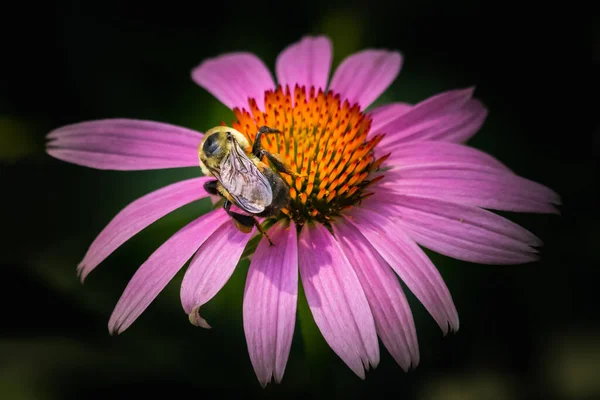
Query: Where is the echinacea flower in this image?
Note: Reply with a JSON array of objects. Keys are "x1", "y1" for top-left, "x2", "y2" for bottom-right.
[{"x1": 46, "y1": 36, "x2": 560, "y2": 386}]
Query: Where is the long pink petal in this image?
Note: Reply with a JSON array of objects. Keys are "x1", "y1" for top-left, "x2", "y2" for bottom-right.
[
  {"x1": 348, "y1": 208, "x2": 459, "y2": 334},
  {"x1": 376, "y1": 88, "x2": 472, "y2": 132},
  {"x1": 108, "y1": 210, "x2": 229, "y2": 335},
  {"x1": 276, "y1": 36, "x2": 332, "y2": 93},
  {"x1": 298, "y1": 223, "x2": 379, "y2": 378},
  {"x1": 192, "y1": 53, "x2": 274, "y2": 111},
  {"x1": 378, "y1": 98, "x2": 487, "y2": 147},
  {"x1": 367, "y1": 192, "x2": 542, "y2": 264},
  {"x1": 77, "y1": 177, "x2": 212, "y2": 281},
  {"x1": 369, "y1": 88, "x2": 483, "y2": 146},
  {"x1": 426, "y1": 99, "x2": 487, "y2": 143},
  {"x1": 381, "y1": 168, "x2": 560, "y2": 213},
  {"x1": 46, "y1": 119, "x2": 203, "y2": 170},
  {"x1": 383, "y1": 140, "x2": 511, "y2": 172},
  {"x1": 368, "y1": 102, "x2": 412, "y2": 136},
  {"x1": 333, "y1": 219, "x2": 419, "y2": 370},
  {"x1": 329, "y1": 50, "x2": 402, "y2": 109},
  {"x1": 180, "y1": 221, "x2": 253, "y2": 327},
  {"x1": 243, "y1": 221, "x2": 298, "y2": 387}
]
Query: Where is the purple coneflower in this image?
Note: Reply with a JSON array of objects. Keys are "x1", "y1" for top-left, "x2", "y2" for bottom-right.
[{"x1": 46, "y1": 36, "x2": 559, "y2": 386}]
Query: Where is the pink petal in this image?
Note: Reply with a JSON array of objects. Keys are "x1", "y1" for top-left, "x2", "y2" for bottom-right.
[
  {"x1": 333, "y1": 218, "x2": 419, "y2": 370},
  {"x1": 367, "y1": 192, "x2": 542, "y2": 264},
  {"x1": 180, "y1": 221, "x2": 253, "y2": 325},
  {"x1": 78, "y1": 177, "x2": 212, "y2": 281},
  {"x1": 329, "y1": 50, "x2": 403, "y2": 109},
  {"x1": 276, "y1": 36, "x2": 332, "y2": 93},
  {"x1": 379, "y1": 88, "x2": 473, "y2": 132},
  {"x1": 298, "y1": 223, "x2": 379, "y2": 378},
  {"x1": 243, "y1": 220, "x2": 298, "y2": 387},
  {"x1": 108, "y1": 210, "x2": 229, "y2": 335},
  {"x1": 191, "y1": 53, "x2": 274, "y2": 111},
  {"x1": 383, "y1": 140, "x2": 511, "y2": 172},
  {"x1": 46, "y1": 119, "x2": 203, "y2": 170},
  {"x1": 371, "y1": 88, "x2": 485, "y2": 146},
  {"x1": 382, "y1": 168, "x2": 560, "y2": 213},
  {"x1": 368, "y1": 102, "x2": 412, "y2": 136},
  {"x1": 428, "y1": 99, "x2": 487, "y2": 143},
  {"x1": 348, "y1": 208, "x2": 459, "y2": 334},
  {"x1": 381, "y1": 99, "x2": 487, "y2": 146}
]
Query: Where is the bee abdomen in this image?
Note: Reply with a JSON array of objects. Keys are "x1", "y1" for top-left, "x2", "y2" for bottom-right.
[{"x1": 256, "y1": 168, "x2": 289, "y2": 218}]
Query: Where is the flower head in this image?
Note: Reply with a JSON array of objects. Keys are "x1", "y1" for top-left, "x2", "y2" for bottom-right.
[{"x1": 46, "y1": 36, "x2": 560, "y2": 387}]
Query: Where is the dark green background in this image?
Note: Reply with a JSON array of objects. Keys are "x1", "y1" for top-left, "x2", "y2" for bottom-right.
[{"x1": 2, "y1": 1, "x2": 595, "y2": 399}]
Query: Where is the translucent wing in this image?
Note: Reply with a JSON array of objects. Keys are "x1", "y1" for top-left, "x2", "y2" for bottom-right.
[{"x1": 213, "y1": 140, "x2": 273, "y2": 214}]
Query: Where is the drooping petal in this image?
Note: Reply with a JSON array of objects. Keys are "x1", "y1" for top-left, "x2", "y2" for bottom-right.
[
  {"x1": 108, "y1": 210, "x2": 228, "y2": 335},
  {"x1": 298, "y1": 223, "x2": 379, "y2": 378},
  {"x1": 381, "y1": 168, "x2": 560, "y2": 213},
  {"x1": 192, "y1": 53, "x2": 275, "y2": 111},
  {"x1": 368, "y1": 102, "x2": 412, "y2": 135},
  {"x1": 329, "y1": 50, "x2": 403, "y2": 109},
  {"x1": 348, "y1": 208, "x2": 459, "y2": 334},
  {"x1": 46, "y1": 119, "x2": 203, "y2": 170},
  {"x1": 276, "y1": 36, "x2": 332, "y2": 93},
  {"x1": 371, "y1": 88, "x2": 486, "y2": 146},
  {"x1": 333, "y1": 218, "x2": 419, "y2": 370},
  {"x1": 243, "y1": 221, "x2": 298, "y2": 387},
  {"x1": 180, "y1": 221, "x2": 253, "y2": 326},
  {"x1": 383, "y1": 140, "x2": 511, "y2": 172},
  {"x1": 78, "y1": 177, "x2": 212, "y2": 281},
  {"x1": 367, "y1": 192, "x2": 542, "y2": 264}
]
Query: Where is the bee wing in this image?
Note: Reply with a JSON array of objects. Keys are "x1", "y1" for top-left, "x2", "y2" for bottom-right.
[{"x1": 214, "y1": 140, "x2": 273, "y2": 214}]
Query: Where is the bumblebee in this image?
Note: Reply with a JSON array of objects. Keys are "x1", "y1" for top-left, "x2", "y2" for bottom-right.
[{"x1": 198, "y1": 125, "x2": 291, "y2": 245}]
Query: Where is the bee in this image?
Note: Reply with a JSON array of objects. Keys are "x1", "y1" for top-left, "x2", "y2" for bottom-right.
[{"x1": 198, "y1": 125, "x2": 292, "y2": 245}]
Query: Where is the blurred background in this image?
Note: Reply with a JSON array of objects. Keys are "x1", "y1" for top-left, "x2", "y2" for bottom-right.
[{"x1": 2, "y1": 1, "x2": 595, "y2": 399}]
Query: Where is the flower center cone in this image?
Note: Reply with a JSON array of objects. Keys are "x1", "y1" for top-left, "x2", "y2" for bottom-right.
[{"x1": 232, "y1": 84, "x2": 389, "y2": 226}]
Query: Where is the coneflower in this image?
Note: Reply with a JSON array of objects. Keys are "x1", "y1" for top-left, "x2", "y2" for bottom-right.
[{"x1": 46, "y1": 36, "x2": 559, "y2": 387}]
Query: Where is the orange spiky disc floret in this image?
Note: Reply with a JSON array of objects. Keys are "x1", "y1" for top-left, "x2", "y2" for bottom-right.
[{"x1": 232, "y1": 84, "x2": 388, "y2": 225}]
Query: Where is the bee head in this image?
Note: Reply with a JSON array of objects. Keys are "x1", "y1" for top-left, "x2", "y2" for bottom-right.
[
  {"x1": 200, "y1": 127, "x2": 232, "y2": 161},
  {"x1": 202, "y1": 131, "x2": 225, "y2": 157},
  {"x1": 198, "y1": 126, "x2": 251, "y2": 175}
]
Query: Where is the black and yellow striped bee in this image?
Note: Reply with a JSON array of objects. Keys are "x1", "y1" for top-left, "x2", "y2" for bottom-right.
[{"x1": 198, "y1": 125, "x2": 291, "y2": 245}]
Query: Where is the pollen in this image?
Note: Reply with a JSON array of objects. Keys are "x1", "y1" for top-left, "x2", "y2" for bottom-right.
[{"x1": 232, "y1": 85, "x2": 388, "y2": 225}]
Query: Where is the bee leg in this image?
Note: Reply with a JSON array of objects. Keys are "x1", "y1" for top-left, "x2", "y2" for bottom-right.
[
  {"x1": 252, "y1": 126, "x2": 281, "y2": 158},
  {"x1": 203, "y1": 179, "x2": 219, "y2": 195},
  {"x1": 223, "y1": 199, "x2": 274, "y2": 246},
  {"x1": 252, "y1": 127, "x2": 297, "y2": 177},
  {"x1": 265, "y1": 151, "x2": 297, "y2": 175}
]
